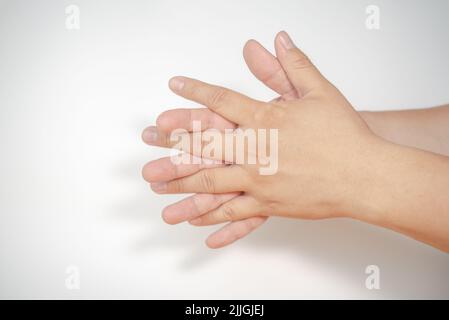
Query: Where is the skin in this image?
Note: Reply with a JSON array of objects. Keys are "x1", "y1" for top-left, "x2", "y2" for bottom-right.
[{"x1": 142, "y1": 31, "x2": 449, "y2": 252}]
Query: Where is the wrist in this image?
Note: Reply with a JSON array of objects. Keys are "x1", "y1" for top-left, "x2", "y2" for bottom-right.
[
  {"x1": 345, "y1": 137, "x2": 449, "y2": 229},
  {"x1": 339, "y1": 136, "x2": 398, "y2": 224},
  {"x1": 359, "y1": 110, "x2": 389, "y2": 141}
]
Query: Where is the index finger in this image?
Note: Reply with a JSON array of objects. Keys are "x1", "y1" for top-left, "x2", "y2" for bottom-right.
[{"x1": 168, "y1": 76, "x2": 264, "y2": 125}]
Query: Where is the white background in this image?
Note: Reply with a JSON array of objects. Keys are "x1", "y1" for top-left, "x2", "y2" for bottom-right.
[{"x1": 0, "y1": 0, "x2": 448, "y2": 299}]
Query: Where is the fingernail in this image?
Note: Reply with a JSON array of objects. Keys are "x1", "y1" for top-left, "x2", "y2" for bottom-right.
[
  {"x1": 151, "y1": 182, "x2": 167, "y2": 193},
  {"x1": 142, "y1": 126, "x2": 157, "y2": 143},
  {"x1": 169, "y1": 77, "x2": 185, "y2": 92},
  {"x1": 278, "y1": 31, "x2": 295, "y2": 50},
  {"x1": 189, "y1": 217, "x2": 202, "y2": 225}
]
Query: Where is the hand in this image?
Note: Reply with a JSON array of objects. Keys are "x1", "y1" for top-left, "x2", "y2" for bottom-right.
[
  {"x1": 143, "y1": 31, "x2": 386, "y2": 242},
  {"x1": 143, "y1": 37, "x2": 298, "y2": 248}
]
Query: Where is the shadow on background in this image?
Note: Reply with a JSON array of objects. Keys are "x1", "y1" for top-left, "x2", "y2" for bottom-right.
[{"x1": 110, "y1": 158, "x2": 449, "y2": 299}]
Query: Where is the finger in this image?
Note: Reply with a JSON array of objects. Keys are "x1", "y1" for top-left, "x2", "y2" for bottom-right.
[
  {"x1": 243, "y1": 39, "x2": 298, "y2": 100},
  {"x1": 274, "y1": 31, "x2": 329, "y2": 97},
  {"x1": 156, "y1": 102, "x2": 277, "y2": 133},
  {"x1": 142, "y1": 125, "x2": 226, "y2": 162},
  {"x1": 151, "y1": 166, "x2": 247, "y2": 194},
  {"x1": 143, "y1": 125, "x2": 246, "y2": 163},
  {"x1": 205, "y1": 216, "x2": 268, "y2": 249},
  {"x1": 142, "y1": 156, "x2": 224, "y2": 183},
  {"x1": 156, "y1": 108, "x2": 236, "y2": 132},
  {"x1": 161, "y1": 192, "x2": 239, "y2": 224},
  {"x1": 189, "y1": 195, "x2": 261, "y2": 226},
  {"x1": 142, "y1": 125, "x2": 189, "y2": 150},
  {"x1": 168, "y1": 76, "x2": 265, "y2": 125},
  {"x1": 157, "y1": 42, "x2": 296, "y2": 134}
]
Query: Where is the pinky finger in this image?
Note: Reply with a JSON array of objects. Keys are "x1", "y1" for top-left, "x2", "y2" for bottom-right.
[{"x1": 205, "y1": 216, "x2": 268, "y2": 249}]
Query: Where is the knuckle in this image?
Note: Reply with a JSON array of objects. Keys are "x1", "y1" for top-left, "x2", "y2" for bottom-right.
[
  {"x1": 190, "y1": 194, "x2": 203, "y2": 215},
  {"x1": 208, "y1": 193, "x2": 222, "y2": 208},
  {"x1": 254, "y1": 104, "x2": 286, "y2": 126},
  {"x1": 170, "y1": 162, "x2": 179, "y2": 178},
  {"x1": 170, "y1": 179, "x2": 183, "y2": 193},
  {"x1": 253, "y1": 106, "x2": 268, "y2": 123},
  {"x1": 163, "y1": 131, "x2": 172, "y2": 147},
  {"x1": 290, "y1": 53, "x2": 313, "y2": 70},
  {"x1": 260, "y1": 67, "x2": 283, "y2": 85},
  {"x1": 205, "y1": 111, "x2": 216, "y2": 130},
  {"x1": 221, "y1": 203, "x2": 236, "y2": 221},
  {"x1": 186, "y1": 84, "x2": 201, "y2": 103},
  {"x1": 200, "y1": 170, "x2": 216, "y2": 193},
  {"x1": 208, "y1": 88, "x2": 228, "y2": 109},
  {"x1": 193, "y1": 193, "x2": 214, "y2": 213},
  {"x1": 243, "y1": 218, "x2": 256, "y2": 231}
]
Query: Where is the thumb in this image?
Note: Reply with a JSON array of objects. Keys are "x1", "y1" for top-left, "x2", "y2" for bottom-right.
[{"x1": 274, "y1": 31, "x2": 329, "y2": 97}]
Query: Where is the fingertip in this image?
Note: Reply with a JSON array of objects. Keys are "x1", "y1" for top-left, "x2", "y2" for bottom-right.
[
  {"x1": 275, "y1": 30, "x2": 290, "y2": 42},
  {"x1": 161, "y1": 207, "x2": 178, "y2": 225},
  {"x1": 205, "y1": 236, "x2": 225, "y2": 249},
  {"x1": 274, "y1": 31, "x2": 286, "y2": 55},
  {"x1": 243, "y1": 39, "x2": 258, "y2": 51},
  {"x1": 205, "y1": 228, "x2": 232, "y2": 249},
  {"x1": 188, "y1": 218, "x2": 200, "y2": 226},
  {"x1": 141, "y1": 161, "x2": 154, "y2": 182},
  {"x1": 275, "y1": 30, "x2": 286, "y2": 38},
  {"x1": 141, "y1": 163, "x2": 149, "y2": 182},
  {"x1": 168, "y1": 76, "x2": 185, "y2": 93},
  {"x1": 142, "y1": 126, "x2": 158, "y2": 144},
  {"x1": 150, "y1": 182, "x2": 167, "y2": 194},
  {"x1": 155, "y1": 110, "x2": 172, "y2": 131},
  {"x1": 156, "y1": 109, "x2": 190, "y2": 131},
  {"x1": 274, "y1": 30, "x2": 282, "y2": 42},
  {"x1": 243, "y1": 39, "x2": 259, "y2": 64},
  {"x1": 143, "y1": 156, "x2": 177, "y2": 182},
  {"x1": 243, "y1": 39, "x2": 267, "y2": 58}
]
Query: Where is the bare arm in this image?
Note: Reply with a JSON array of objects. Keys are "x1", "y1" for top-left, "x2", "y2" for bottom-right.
[
  {"x1": 354, "y1": 106, "x2": 449, "y2": 252},
  {"x1": 360, "y1": 105, "x2": 449, "y2": 156}
]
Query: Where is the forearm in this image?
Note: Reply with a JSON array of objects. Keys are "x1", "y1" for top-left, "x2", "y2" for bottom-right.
[
  {"x1": 359, "y1": 105, "x2": 449, "y2": 156},
  {"x1": 351, "y1": 139, "x2": 449, "y2": 253}
]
